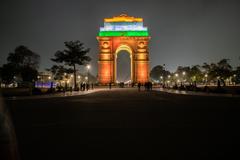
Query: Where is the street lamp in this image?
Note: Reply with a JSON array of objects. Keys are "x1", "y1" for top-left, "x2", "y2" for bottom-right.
[
  {"x1": 78, "y1": 75, "x2": 81, "y2": 84},
  {"x1": 233, "y1": 74, "x2": 237, "y2": 85},
  {"x1": 160, "y1": 76, "x2": 164, "y2": 85},
  {"x1": 86, "y1": 65, "x2": 91, "y2": 83},
  {"x1": 87, "y1": 65, "x2": 91, "y2": 70},
  {"x1": 205, "y1": 74, "x2": 208, "y2": 85},
  {"x1": 182, "y1": 72, "x2": 186, "y2": 85},
  {"x1": 168, "y1": 75, "x2": 171, "y2": 79},
  {"x1": 175, "y1": 73, "x2": 179, "y2": 77}
]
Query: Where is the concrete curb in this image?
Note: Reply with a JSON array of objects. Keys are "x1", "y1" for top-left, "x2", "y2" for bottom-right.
[
  {"x1": 6, "y1": 89, "x2": 107, "y2": 101},
  {"x1": 154, "y1": 88, "x2": 240, "y2": 98}
]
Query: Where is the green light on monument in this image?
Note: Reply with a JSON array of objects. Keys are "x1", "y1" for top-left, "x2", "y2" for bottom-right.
[{"x1": 99, "y1": 31, "x2": 149, "y2": 37}]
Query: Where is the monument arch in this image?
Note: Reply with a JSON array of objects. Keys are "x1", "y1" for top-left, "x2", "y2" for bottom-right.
[{"x1": 97, "y1": 14, "x2": 150, "y2": 84}]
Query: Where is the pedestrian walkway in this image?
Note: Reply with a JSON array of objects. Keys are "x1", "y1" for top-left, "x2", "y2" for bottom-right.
[
  {"x1": 154, "y1": 88, "x2": 240, "y2": 98},
  {"x1": 7, "y1": 88, "x2": 106, "y2": 100}
]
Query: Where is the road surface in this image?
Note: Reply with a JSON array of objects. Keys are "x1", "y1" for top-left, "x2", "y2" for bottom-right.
[{"x1": 4, "y1": 88, "x2": 240, "y2": 160}]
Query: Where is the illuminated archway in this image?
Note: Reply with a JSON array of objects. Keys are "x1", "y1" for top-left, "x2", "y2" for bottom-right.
[
  {"x1": 97, "y1": 14, "x2": 150, "y2": 84},
  {"x1": 115, "y1": 45, "x2": 133, "y2": 83}
]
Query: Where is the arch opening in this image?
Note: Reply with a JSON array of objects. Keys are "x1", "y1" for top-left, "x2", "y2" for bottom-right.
[
  {"x1": 114, "y1": 45, "x2": 133, "y2": 84},
  {"x1": 116, "y1": 51, "x2": 131, "y2": 83}
]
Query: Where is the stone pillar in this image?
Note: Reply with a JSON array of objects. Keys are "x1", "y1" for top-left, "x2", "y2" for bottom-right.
[
  {"x1": 135, "y1": 39, "x2": 150, "y2": 83},
  {"x1": 97, "y1": 37, "x2": 114, "y2": 84}
]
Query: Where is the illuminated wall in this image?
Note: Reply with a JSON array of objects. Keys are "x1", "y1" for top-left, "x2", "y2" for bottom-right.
[{"x1": 97, "y1": 14, "x2": 150, "y2": 84}]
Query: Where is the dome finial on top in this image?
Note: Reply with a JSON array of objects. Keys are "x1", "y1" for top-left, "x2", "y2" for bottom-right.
[{"x1": 119, "y1": 13, "x2": 128, "y2": 17}]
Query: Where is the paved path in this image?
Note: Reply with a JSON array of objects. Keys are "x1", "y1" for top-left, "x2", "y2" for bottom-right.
[
  {"x1": 4, "y1": 89, "x2": 240, "y2": 160},
  {"x1": 6, "y1": 88, "x2": 106, "y2": 100},
  {"x1": 154, "y1": 88, "x2": 240, "y2": 97}
]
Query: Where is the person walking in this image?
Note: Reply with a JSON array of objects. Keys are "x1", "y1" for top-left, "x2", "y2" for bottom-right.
[
  {"x1": 109, "y1": 82, "x2": 112, "y2": 90},
  {"x1": 91, "y1": 83, "x2": 94, "y2": 90},
  {"x1": 83, "y1": 83, "x2": 86, "y2": 91},
  {"x1": 138, "y1": 82, "x2": 141, "y2": 91},
  {"x1": 86, "y1": 83, "x2": 90, "y2": 91},
  {"x1": 150, "y1": 82, "x2": 153, "y2": 91}
]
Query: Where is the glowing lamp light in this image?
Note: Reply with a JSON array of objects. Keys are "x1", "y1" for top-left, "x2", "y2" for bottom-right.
[{"x1": 87, "y1": 65, "x2": 91, "y2": 70}]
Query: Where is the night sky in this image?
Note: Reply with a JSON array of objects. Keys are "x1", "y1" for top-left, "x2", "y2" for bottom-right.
[{"x1": 1, "y1": 0, "x2": 240, "y2": 76}]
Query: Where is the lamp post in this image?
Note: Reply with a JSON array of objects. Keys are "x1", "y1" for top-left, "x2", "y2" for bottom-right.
[
  {"x1": 78, "y1": 75, "x2": 81, "y2": 81},
  {"x1": 70, "y1": 74, "x2": 74, "y2": 88},
  {"x1": 63, "y1": 73, "x2": 67, "y2": 90},
  {"x1": 160, "y1": 76, "x2": 164, "y2": 87},
  {"x1": 205, "y1": 74, "x2": 208, "y2": 85},
  {"x1": 233, "y1": 74, "x2": 237, "y2": 85},
  {"x1": 167, "y1": 75, "x2": 171, "y2": 87},
  {"x1": 86, "y1": 65, "x2": 91, "y2": 84},
  {"x1": 175, "y1": 73, "x2": 179, "y2": 85},
  {"x1": 48, "y1": 76, "x2": 53, "y2": 89},
  {"x1": 182, "y1": 72, "x2": 186, "y2": 85},
  {"x1": 160, "y1": 76, "x2": 163, "y2": 82}
]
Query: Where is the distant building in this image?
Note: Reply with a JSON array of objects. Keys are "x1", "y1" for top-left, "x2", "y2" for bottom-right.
[{"x1": 35, "y1": 71, "x2": 55, "y2": 88}]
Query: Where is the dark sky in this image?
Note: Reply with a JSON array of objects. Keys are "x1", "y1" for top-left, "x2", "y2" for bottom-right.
[{"x1": 1, "y1": 0, "x2": 240, "y2": 76}]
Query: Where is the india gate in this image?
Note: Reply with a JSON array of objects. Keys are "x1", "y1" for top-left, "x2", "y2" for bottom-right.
[{"x1": 97, "y1": 14, "x2": 150, "y2": 84}]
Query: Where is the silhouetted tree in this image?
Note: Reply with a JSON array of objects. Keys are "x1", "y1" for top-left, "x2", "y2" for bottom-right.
[
  {"x1": 175, "y1": 66, "x2": 191, "y2": 82},
  {"x1": 7, "y1": 45, "x2": 40, "y2": 69},
  {"x1": 6, "y1": 45, "x2": 40, "y2": 84},
  {"x1": 189, "y1": 65, "x2": 202, "y2": 83},
  {"x1": 202, "y1": 59, "x2": 232, "y2": 85},
  {"x1": 0, "y1": 64, "x2": 17, "y2": 85},
  {"x1": 21, "y1": 66, "x2": 39, "y2": 82},
  {"x1": 51, "y1": 41, "x2": 91, "y2": 90},
  {"x1": 46, "y1": 65, "x2": 73, "y2": 82},
  {"x1": 216, "y1": 59, "x2": 232, "y2": 79},
  {"x1": 235, "y1": 66, "x2": 240, "y2": 84},
  {"x1": 150, "y1": 65, "x2": 170, "y2": 81}
]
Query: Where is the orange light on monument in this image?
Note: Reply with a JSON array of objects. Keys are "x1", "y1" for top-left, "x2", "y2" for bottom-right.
[{"x1": 98, "y1": 62, "x2": 111, "y2": 84}]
